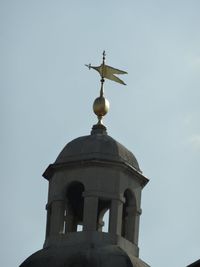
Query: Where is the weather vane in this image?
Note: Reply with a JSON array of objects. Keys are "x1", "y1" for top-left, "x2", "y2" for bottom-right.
[{"x1": 85, "y1": 51, "x2": 127, "y2": 128}]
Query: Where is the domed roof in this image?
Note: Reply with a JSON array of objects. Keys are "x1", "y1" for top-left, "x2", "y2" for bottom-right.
[
  {"x1": 55, "y1": 131, "x2": 141, "y2": 172},
  {"x1": 20, "y1": 245, "x2": 149, "y2": 267}
]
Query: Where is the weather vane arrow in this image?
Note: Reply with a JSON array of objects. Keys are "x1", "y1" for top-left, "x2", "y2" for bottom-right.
[
  {"x1": 85, "y1": 51, "x2": 127, "y2": 85},
  {"x1": 85, "y1": 51, "x2": 127, "y2": 128}
]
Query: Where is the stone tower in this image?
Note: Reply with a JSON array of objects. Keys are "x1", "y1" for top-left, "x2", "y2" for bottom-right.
[{"x1": 20, "y1": 54, "x2": 150, "y2": 267}]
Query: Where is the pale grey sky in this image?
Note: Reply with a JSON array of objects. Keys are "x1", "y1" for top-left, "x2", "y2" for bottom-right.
[{"x1": 1, "y1": 1, "x2": 200, "y2": 266}]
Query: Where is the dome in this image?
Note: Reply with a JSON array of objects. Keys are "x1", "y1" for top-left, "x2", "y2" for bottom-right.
[
  {"x1": 20, "y1": 245, "x2": 149, "y2": 267},
  {"x1": 55, "y1": 131, "x2": 141, "y2": 172}
]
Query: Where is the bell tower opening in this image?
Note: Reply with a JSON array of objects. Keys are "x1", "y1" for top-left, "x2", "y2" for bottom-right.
[
  {"x1": 64, "y1": 182, "x2": 84, "y2": 233},
  {"x1": 97, "y1": 199, "x2": 111, "y2": 232},
  {"x1": 121, "y1": 189, "x2": 137, "y2": 243}
]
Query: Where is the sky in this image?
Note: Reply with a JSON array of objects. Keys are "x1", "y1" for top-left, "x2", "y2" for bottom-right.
[{"x1": 1, "y1": 1, "x2": 200, "y2": 266}]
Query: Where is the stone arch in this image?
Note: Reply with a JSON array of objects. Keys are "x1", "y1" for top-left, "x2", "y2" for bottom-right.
[
  {"x1": 64, "y1": 181, "x2": 85, "y2": 233},
  {"x1": 121, "y1": 189, "x2": 137, "y2": 243}
]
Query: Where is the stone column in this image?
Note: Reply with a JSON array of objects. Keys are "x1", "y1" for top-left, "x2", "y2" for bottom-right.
[
  {"x1": 132, "y1": 208, "x2": 142, "y2": 245},
  {"x1": 45, "y1": 204, "x2": 51, "y2": 239},
  {"x1": 83, "y1": 195, "x2": 98, "y2": 231},
  {"x1": 109, "y1": 199, "x2": 123, "y2": 235},
  {"x1": 97, "y1": 217, "x2": 105, "y2": 232},
  {"x1": 49, "y1": 200, "x2": 64, "y2": 235},
  {"x1": 125, "y1": 206, "x2": 135, "y2": 241},
  {"x1": 126, "y1": 206, "x2": 141, "y2": 244}
]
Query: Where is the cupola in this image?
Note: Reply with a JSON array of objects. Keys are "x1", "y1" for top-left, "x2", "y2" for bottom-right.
[{"x1": 20, "y1": 52, "x2": 150, "y2": 267}]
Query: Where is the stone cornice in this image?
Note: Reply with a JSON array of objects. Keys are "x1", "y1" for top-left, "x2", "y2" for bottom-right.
[{"x1": 43, "y1": 158, "x2": 149, "y2": 187}]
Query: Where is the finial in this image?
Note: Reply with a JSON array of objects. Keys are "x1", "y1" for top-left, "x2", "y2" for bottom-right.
[
  {"x1": 85, "y1": 51, "x2": 127, "y2": 128},
  {"x1": 102, "y1": 50, "x2": 106, "y2": 64}
]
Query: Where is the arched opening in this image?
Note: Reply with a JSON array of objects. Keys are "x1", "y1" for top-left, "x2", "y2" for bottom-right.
[
  {"x1": 102, "y1": 209, "x2": 110, "y2": 232},
  {"x1": 45, "y1": 205, "x2": 52, "y2": 238},
  {"x1": 64, "y1": 182, "x2": 84, "y2": 233},
  {"x1": 121, "y1": 189, "x2": 136, "y2": 242},
  {"x1": 97, "y1": 199, "x2": 111, "y2": 232}
]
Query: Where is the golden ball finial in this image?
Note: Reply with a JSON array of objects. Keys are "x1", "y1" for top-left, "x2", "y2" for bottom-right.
[{"x1": 93, "y1": 96, "x2": 110, "y2": 125}]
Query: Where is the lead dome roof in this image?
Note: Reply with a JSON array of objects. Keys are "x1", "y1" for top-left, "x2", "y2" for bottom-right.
[
  {"x1": 20, "y1": 245, "x2": 149, "y2": 267},
  {"x1": 55, "y1": 131, "x2": 141, "y2": 172}
]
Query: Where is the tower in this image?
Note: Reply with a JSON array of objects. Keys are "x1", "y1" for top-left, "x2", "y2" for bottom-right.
[{"x1": 20, "y1": 53, "x2": 149, "y2": 267}]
